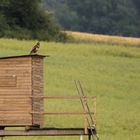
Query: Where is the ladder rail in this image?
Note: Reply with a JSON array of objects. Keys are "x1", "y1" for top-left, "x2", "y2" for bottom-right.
[
  {"x1": 75, "y1": 80, "x2": 96, "y2": 140},
  {"x1": 77, "y1": 80, "x2": 95, "y2": 125},
  {"x1": 75, "y1": 80, "x2": 99, "y2": 140}
]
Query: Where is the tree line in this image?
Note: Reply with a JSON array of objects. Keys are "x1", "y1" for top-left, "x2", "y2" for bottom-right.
[
  {"x1": 43, "y1": 0, "x2": 140, "y2": 37},
  {"x1": 0, "y1": 0, "x2": 67, "y2": 41}
]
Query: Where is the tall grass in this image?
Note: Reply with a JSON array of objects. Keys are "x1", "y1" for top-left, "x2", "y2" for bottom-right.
[
  {"x1": 0, "y1": 38, "x2": 140, "y2": 140},
  {"x1": 67, "y1": 31, "x2": 140, "y2": 47}
]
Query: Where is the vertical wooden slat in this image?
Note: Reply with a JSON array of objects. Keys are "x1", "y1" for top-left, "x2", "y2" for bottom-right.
[
  {"x1": 83, "y1": 96, "x2": 87, "y2": 134},
  {"x1": 32, "y1": 57, "x2": 44, "y2": 128}
]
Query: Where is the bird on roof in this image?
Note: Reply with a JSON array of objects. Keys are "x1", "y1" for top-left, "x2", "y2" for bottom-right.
[{"x1": 30, "y1": 42, "x2": 40, "y2": 54}]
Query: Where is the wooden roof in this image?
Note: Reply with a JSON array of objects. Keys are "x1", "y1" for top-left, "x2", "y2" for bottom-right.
[{"x1": 0, "y1": 54, "x2": 48, "y2": 59}]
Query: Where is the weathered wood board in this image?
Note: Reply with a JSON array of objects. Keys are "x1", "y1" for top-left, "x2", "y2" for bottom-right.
[{"x1": 0, "y1": 55, "x2": 46, "y2": 128}]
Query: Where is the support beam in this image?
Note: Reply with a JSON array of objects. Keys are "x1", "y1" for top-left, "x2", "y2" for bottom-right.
[{"x1": 0, "y1": 128, "x2": 93, "y2": 137}]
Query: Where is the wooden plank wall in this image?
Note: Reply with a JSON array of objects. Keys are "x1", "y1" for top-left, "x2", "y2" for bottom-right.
[
  {"x1": 32, "y1": 57, "x2": 44, "y2": 127},
  {"x1": 0, "y1": 57, "x2": 32, "y2": 126}
]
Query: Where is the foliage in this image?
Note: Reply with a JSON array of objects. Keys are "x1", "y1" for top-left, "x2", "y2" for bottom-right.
[
  {"x1": 43, "y1": 0, "x2": 140, "y2": 37},
  {"x1": 0, "y1": 38, "x2": 140, "y2": 140},
  {"x1": 0, "y1": 0, "x2": 67, "y2": 41},
  {"x1": 0, "y1": 13, "x2": 9, "y2": 37}
]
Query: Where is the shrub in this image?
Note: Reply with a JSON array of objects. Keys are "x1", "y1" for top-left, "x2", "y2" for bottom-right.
[{"x1": 0, "y1": 0, "x2": 68, "y2": 42}]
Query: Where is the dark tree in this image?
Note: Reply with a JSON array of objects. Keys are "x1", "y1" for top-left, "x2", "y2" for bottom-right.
[
  {"x1": 0, "y1": 0, "x2": 67, "y2": 41},
  {"x1": 43, "y1": 0, "x2": 140, "y2": 37}
]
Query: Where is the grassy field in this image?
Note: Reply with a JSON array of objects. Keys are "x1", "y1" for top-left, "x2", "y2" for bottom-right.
[{"x1": 0, "y1": 37, "x2": 140, "y2": 140}]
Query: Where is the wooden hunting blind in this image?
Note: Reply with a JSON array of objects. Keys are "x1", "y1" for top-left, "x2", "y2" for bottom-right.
[
  {"x1": 0, "y1": 55, "x2": 98, "y2": 139},
  {"x1": 0, "y1": 54, "x2": 46, "y2": 128}
]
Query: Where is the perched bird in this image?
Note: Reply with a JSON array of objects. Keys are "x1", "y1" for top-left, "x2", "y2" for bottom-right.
[{"x1": 30, "y1": 42, "x2": 40, "y2": 54}]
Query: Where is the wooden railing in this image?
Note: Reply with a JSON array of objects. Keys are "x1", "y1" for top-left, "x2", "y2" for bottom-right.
[
  {"x1": 0, "y1": 95, "x2": 97, "y2": 134},
  {"x1": 31, "y1": 96, "x2": 97, "y2": 134}
]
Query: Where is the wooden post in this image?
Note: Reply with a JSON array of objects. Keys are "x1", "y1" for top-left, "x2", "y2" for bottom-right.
[
  {"x1": 80, "y1": 135, "x2": 83, "y2": 140},
  {"x1": 83, "y1": 96, "x2": 87, "y2": 134},
  {"x1": 93, "y1": 96, "x2": 97, "y2": 127}
]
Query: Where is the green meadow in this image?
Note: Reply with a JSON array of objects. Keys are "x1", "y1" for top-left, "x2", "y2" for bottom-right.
[{"x1": 0, "y1": 38, "x2": 140, "y2": 140}]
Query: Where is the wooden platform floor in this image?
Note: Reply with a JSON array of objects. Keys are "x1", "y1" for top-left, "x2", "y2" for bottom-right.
[{"x1": 0, "y1": 128, "x2": 95, "y2": 136}]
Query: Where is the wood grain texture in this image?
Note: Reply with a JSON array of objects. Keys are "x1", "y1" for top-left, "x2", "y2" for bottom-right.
[
  {"x1": 0, "y1": 56, "x2": 45, "y2": 127},
  {"x1": 32, "y1": 57, "x2": 44, "y2": 128},
  {"x1": 0, "y1": 57, "x2": 32, "y2": 126},
  {"x1": 0, "y1": 76, "x2": 17, "y2": 87}
]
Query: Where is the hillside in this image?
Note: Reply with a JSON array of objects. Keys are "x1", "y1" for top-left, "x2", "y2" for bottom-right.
[{"x1": 0, "y1": 37, "x2": 140, "y2": 140}]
